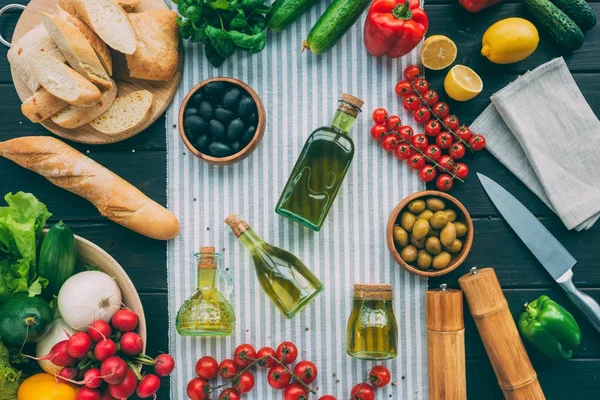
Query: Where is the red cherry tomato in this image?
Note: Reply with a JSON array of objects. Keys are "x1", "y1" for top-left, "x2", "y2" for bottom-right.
[
  {"x1": 436, "y1": 174, "x2": 454, "y2": 191},
  {"x1": 419, "y1": 165, "x2": 437, "y2": 182},
  {"x1": 402, "y1": 94, "x2": 420, "y2": 111},
  {"x1": 424, "y1": 120, "x2": 441, "y2": 137},
  {"x1": 394, "y1": 80, "x2": 413, "y2": 97},
  {"x1": 408, "y1": 154, "x2": 425, "y2": 170},
  {"x1": 267, "y1": 365, "x2": 292, "y2": 390},
  {"x1": 398, "y1": 125, "x2": 414, "y2": 142},
  {"x1": 372, "y1": 108, "x2": 387, "y2": 124},
  {"x1": 403, "y1": 65, "x2": 421, "y2": 82},
  {"x1": 432, "y1": 102, "x2": 450, "y2": 118},
  {"x1": 450, "y1": 143, "x2": 466, "y2": 159},
  {"x1": 187, "y1": 378, "x2": 210, "y2": 400},
  {"x1": 233, "y1": 344, "x2": 256, "y2": 368},
  {"x1": 443, "y1": 115, "x2": 459, "y2": 131},
  {"x1": 394, "y1": 143, "x2": 412, "y2": 160},
  {"x1": 413, "y1": 106, "x2": 431, "y2": 123},
  {"x1": 424, "y1": 89, "x2": 439, "y2": 106},
  {"x1": 256, "y1": 347, "x2": 277, "y2": 368},
  {"x1": 218, "y1": 359, "x2": 238, "y2": 379},
  {"x1": 369, "y1": 365, "x2": 392, "y2": 388},
  {"x1": 469, "y1": 134, "x2": 486, "y2": 151},
  {"x1": 411, "y1": 134, "x2": 428, "y2": 151},
  {"x1": 438, "y1": 155, "x2": 455, "y2": 172},
  {"x1": 457, "y1": 125, "x2": 472, "y2": 141},
  {"x1": 435, "y1": 131, "x2": 453, "y2": 149},
  {"x1": 424, "y1": 144, "x2": 442, "y2": 161},
  {"x1": 293, "y1": 361, "x2": 318, "y2": 384},
  {"x1": 413, "y1": 77, "x2": 429, "y2": 94},
  {"x1": 276, "y1": 342, "x2": 298, "y2": 364},
  {"x1": 455, "y1": 163, "x2": 469, "y2": 179},
  {"x1": 195, "y1": 356, "x2": 219, "y2": 380},
  {"x1": 385, "y1": 115, "x2": 402, "y2": 132},
  {"x1": 283, "y1": 383, "x2": 309, "y2": 400},
  {"x1": 381, "y1": 134, "x2": 400, "y2": 152},
  {"x1": 218, "y1": 388, "x2": 241, "y2": 400},
  {"x1": 233, "y1": 371, "x2": 255, "y2": 394},
  {"x1": 350, "y1": 383, "x2": 376, "y2": 400},
  {"x1": 319, "y1": 396, "x2": 337, "y2": 400},
  {"x1": 370, "y1": 124, "x2": 387, "y2": 141}
]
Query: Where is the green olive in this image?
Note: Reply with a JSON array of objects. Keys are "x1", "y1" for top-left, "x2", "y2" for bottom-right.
[
  {"x1": 411, "y1": 219, "x2": 430, "y2": 240},
  {"x1": 417, "y1": 209, "x2": 434, "y2": 221},
  {"x1": 445, "y1": 239, "x2": 463, "y2": 254},
  {"x1": 400, "y1": 212, "x2": 416, "y2": 232},
  {"x1": 401, "y1": 245, "x2": 418, "y2": 263},
  {"x1": 426, "y1": 198, "x2": 446, "y2": 212},
  {"x1": 432, "y1": 251, "x2": 452, "y2": 270},
  {"x1": 444, "y1": 209, "x2": 457, "y2": 222},
  {"x1": 408, "y1": 199, "x2": 426, "y2": 214},
  {"x1": 393, "y1": 226, "x2": 409, "y2": 248},
  {"x1": 425, "y1": 237, "x2": 442, "y2": 255},
  {"x1": 430, "y1": 211, "x2": 449, "y2": 229},
  {"x1": 417, "y1": 250, "x2": 432, "y2": 270},
  {"x1": 440, "y1": 222, "x2": 457, "y2": 247},
  {"x1": 429, "y1": 229, "x2": 440, "y2": 238},
  {"x1": 455, "y1": 222, "x2": 468, "y2": 238},
  {"x1": 410, "y1": 234, "x2": 425, "y2": 249}
]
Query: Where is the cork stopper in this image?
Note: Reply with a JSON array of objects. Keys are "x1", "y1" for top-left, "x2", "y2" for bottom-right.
[
  {"x1": 426, "y1": 286, "x2": 464, "y2": 332},
  {"x1": 353, "y1": 283, "x2": 393, "y2": 300},
  {"x1": 198, "y1": 246, "x2": 217, "y2": 269},
  {"x1": 225, "y1": 213, "x2": 249, "y2": 238},
  {"x1": 339, "y1": 94, "x2": 363, "y2": 118}
]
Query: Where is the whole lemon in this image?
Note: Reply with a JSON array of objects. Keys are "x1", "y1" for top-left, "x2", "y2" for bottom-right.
[
  {"x1": 481, "y1": 18, "x2": 539, "y2": 64},
  {"x1": 18, "y1": 373, "x2": 78, "y2": 400}
]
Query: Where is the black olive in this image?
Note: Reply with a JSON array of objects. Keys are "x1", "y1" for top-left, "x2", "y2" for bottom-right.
[
  {"x1": 184, "y1": 115, "x2": 206, "y2": 135},
  {"x1": 191, "y1": 91, "x2": 203, "y2": 105},
  {"x1": 209, "y1": 142, "x2": 233, "y2": 158},
  {"x1": 236, "y1": 96, "x2": 255, "y2": 119},
  {"x1": 214, "y1": 106, "x2": 235, "y2": 124},
  {"x1": 247, "y1": 112, "x2": 259, "y2": 126},
  {"x1": 227, "y1": 118, "x2": 245, "y2": 141},
  {"x1": 184, "y1": 107, "x2": 199, "y2": 117},
  {"x1": 204, "y1": 81, "x2": 226, "y2": 98},
  {"x1": 241, "y1": 126, "x2": 255, "y2": 145},
  {"x1": 230, "y1": 141, "x2": 242, "y2": 153},
  {"x1": 222, "y1": 88, "x2": 241, "y2": 110},
  {"x1": 195, "y1": 135, "x2": 212, "y2": 152},
  {"x1": 209, "y1": 119, "x2": 226, "y2": 141},
  {"x1": 199, "y1": 101, "x2": 214, "y2": 120}
]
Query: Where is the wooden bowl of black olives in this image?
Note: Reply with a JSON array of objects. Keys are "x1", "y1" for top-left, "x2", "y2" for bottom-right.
[
  {"x1": 178, "y1": 77, "x2": 265, "y2": 165},
  {"x1": 386, "y1": 191, "x2": 474, "y2": 277}
]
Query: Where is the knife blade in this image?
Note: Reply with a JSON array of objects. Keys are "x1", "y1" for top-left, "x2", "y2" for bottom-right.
[{"x1": 477, "y1": 172, "x2": 600, "y2": 333}]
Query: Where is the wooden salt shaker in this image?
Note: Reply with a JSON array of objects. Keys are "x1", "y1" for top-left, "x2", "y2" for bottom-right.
[
  {"x1": 426, "y1": 284, "x2": 466, "y2": 400},
  {"x1": 459, "y1": 267, "x2": 545, "y2": 400}
]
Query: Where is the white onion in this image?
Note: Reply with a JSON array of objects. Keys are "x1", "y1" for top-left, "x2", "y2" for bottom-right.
[
  {"x1": 58, "y1": 271, "x2": 122, "y2": 330},
  {"x1": 36, "y1": 319, "x2": 76, "y2": 374}
]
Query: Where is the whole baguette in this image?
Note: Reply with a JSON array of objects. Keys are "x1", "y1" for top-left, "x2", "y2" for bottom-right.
[
  {"x1": 0, "y1": 137, "x2": 180, "y2": 240},
  {"x1": 21, "y1": 89, "x2": 68, "y2": 123}
]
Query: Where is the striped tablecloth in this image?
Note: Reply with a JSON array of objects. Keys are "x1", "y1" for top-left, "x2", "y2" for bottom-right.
[{"x1": 166, "y1": 4, "x2": 427, "y2": 398}]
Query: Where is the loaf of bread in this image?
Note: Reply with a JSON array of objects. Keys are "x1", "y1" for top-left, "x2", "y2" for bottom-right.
[
  {"x1": 126, "y1": 10, "x2": 179, "y2": 81},
  {"x1": 21, "y1": 89, "x2": 68, "y2": 123},
  {"x1": 89, "y1": 90, "x2": 154, "y2": 135},
  {"x1": 118, "y1": 0, "x2": 141, "y2": 11},
  {"x1": 51, "y1": 80, "x2": 117, "y2": 128},
  {"x1": 0, "y1": 137, "x2": 180, "y2": 240}
]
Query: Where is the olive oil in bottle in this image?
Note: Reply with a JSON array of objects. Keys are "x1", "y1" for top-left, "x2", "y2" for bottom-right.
[
  {"x1": 276, "y1": 94, "x2": 364, "y2": 231},
  {"x1": 225, "y1": 213, "x2": 324, "y2": 319}
]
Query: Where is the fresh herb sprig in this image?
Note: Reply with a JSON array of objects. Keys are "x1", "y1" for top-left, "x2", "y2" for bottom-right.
[{"x1": 174, "y1": 0, "x2": 270, "y2": 67}]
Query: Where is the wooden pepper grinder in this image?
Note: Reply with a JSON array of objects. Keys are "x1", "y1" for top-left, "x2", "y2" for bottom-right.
[
  {"x1": 426, "y1": 284, "x2": 466, "y2": 400},
  {"x1": 459, "y1": 267, "x2": 546, "y2": 400}
]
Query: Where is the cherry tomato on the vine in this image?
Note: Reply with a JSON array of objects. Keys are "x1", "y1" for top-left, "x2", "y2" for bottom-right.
[
  {"x1": 424, "y1": 144, "x2": 442, "y2": 161},
  {"x1": 218, "y1": 388, "x2": 241, "y2": 400},
  {"x1": 218, "y1": 359, "x2": 238, "y2": 379},
  {"x1": 233, "y1": 371, "x2": 255, "y2": 394},
  {"x1": 187, "y1": 378, "x2": 210, "y2": 400},
  {"x1": 394, "y1": 80, "x2": 413, "y2": 97},
  {"x1": 404, "y1": 65, "x2": 421, "y2": 82},
  {"x1": 413, "y1": 106, "x2": 431, "y2": 123},
  {"x1": 382, "y1": 134, "x2": 400, "y2": 152},
  {"x1": 469, "y1": 134, "x2": 486, "y2": 151},
  {"x1": 411, "y1": 134, "x2": 428, "y2": 151},
  {"x1": 402, "y1": 94, "x2": 420, "y2": 111},
  {"x1": 394, "y1": 143, "x2": 412, "y2": 160},
  {"x1": 449, "y1": 143, "x2": 466, "y2": 160},
  {"x1": 256, "y1": 347, "x2": 277, "y2": 368},
  {"x1": 283, "y1": 383, "x2": 309, "y2": 400},
  {"x1": 233, "y1": 344, "x2": 256, "y2": 368},
  {"x1": 419, "y1": 165, "x2": 437, "y2": 183},
  {"x1": 424, "y1": 119, "x2": 441, "y2": 137},
  {"x1": 398, "y1": 125, "x2": 414, "y2": 142},
  {"x1": 408, "y1": 154, "x2": 426, "y2": 170},
  {"x1": 195, "y1": 356, "x2": 219, "y2": 380},
  {"x1": 438, "y1": 155, "x2": 455, "y2": 172},
  {"x1": 385, "y1": 115, "x2": 402, "y2": 132},
  {"x1": 436, "y1": 131, "x2": 453, "y2": 149},
  {"x1": 294, "y1": 361, "x2": 318, "y2": 384},
  {"x1": 276, "y1": 342, "x2": 298, "y2": 364},
  {"x1": 457, "y1": 125, "x2": 472, "y2": 142},
  {"x1": 436, "y1": 174, "x2": 454, "y2": 191},
  {"x1": 443, "y1": 115, "x2": 459, "y2": 131},
  {"x1": 350, "y1": 383, "x2": 376, "y2": 400},
  {"x1": 319, "y1": 396, "x2": 337, "y2": 400},
  {"x1": 369, "y1": 365, "x2": 392, "y2": 388},
  {"x1": 413, "y1": 77, "x2": 429, "y2": 94},
  {"x1": 370, "y1": 124, "x2": 386, "y2": 141},
  {"x1": 432, "y1": 102, "x2": 450, "y2": 118},
  {"x1": 372, "y1": 108, "x2": 387, "y2": 124},
  {"x1": 455, "y1": 163, "x2": 469, "y2": 179},
  {"x1": 267, "y1": 365, "x2": 292, "y2": 390},
  {"x1": 424, "y1": 89, "x2": 439, "y2": 106}
]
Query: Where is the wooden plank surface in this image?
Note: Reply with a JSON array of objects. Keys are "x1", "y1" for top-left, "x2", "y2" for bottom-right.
[{"x1": 0, "y1": 0, "x2": 599, "y2": 398}]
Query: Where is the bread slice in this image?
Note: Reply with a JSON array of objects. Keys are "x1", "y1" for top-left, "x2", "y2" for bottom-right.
[
  {"x1": 30, "y1": 52, "x2": 102, "y2": 107},
  {"x1": 7, "y1": 24, "x2": 66, "y2": 92},
  {"x1": 58, "y1": 0, "x2": 137, "y2": 54},
  {"x1": 51, "y1": 79, "x2": 117, "y2": 128},
  {"x1": 89, "y1": 90, "x2": 154, "y2": 135},
  {"x1": 55, "y1": 5, "x2": 112, "y2": 76},
  {"x1": 21, "y1": 89, "x2": 68, "y2": 123},
  {"x1": 40, "y1": 12, "x2": 112, "y2": 89},
  {"x1": 117, "y1": 0, "x2": 140, "y2": 11}
]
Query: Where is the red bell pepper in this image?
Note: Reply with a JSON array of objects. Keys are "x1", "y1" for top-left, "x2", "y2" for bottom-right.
[
  {"x1": 364, "y1": 0, "x2": 428, "y2": 58},
  {"x1": 458, "y1": 0, "x2": 502, "y2": 12}
]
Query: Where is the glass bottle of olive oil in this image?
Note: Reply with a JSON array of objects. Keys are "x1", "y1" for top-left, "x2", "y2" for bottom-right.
[
  {"x1": 176, "y1": 247, "x2": 236, "y2": 336},
  {"x1": 276, "y1": 94, "x2": 364, "y2": 231},
  {"x1": 225, "y1": 213, "x2": 324, "y2": 319},
  {"x1": 346, "y1": 284, "x2": 398, "y2": 360}
]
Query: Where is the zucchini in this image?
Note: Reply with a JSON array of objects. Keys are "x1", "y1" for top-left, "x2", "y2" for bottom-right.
[
  {"x1": 303, "y1": 0, "x2": 372, "y2": 54},
  {"x1": 38, "y1": 221, "x2": 77, "y2": 297},
  {"x1": 267, "y1": 0, "x2": 319, "y2": 32},
  {"x1": 549, "y1": 0, "x2": 596, "y2": 30},
  {"x1": 524, "y1": 0, "x2": 585, "y2": 50}
]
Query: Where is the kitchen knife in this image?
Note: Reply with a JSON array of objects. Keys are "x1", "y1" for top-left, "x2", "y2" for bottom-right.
[{"x1": 477, "y1": 172, "x2": 600, "y2": 333}]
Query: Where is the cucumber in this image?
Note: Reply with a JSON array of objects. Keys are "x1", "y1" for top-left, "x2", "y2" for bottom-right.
[
  {"x1": 549, "y1": 0, "x2": 596, "y2": 30},
  {"x1": 303, "y1": 0, "x2": 372, "y2": 54},
  {"x1": 267, "y1": 0, "x2": 319, "y2": 32},
  {"x1": 38, "y1": 221, "x2": 77, "y2": 297},
  {"x1": 0, "y1": 294, "x2": 52, "y2": 344},
  {"x1": 524, "y1": 0, "x2": 585, "y2": 50}
]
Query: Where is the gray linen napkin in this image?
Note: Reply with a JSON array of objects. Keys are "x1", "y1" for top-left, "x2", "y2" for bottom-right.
[{"x1": 471, "y1": 57, "x2": 600, "y2": 231}]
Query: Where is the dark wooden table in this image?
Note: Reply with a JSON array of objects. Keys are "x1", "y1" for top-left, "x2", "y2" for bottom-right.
[{"x1": 1, "y1": 0, "x2": 599, "y2": 398}]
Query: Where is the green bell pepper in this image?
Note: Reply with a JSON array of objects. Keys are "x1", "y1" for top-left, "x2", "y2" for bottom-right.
[{"x1": 518, "y1": 295, "x2": 581, "y2": 361}]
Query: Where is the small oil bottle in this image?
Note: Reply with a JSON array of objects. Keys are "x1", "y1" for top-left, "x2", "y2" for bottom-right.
[
  {"x1": 346, "y1": 284, "x2": 398, "y2": 360},
  {"x1": 175, "y1": 247, "x2": 236, "y2": 336}
]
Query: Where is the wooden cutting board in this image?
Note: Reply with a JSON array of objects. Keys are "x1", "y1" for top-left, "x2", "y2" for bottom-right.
[{"x1": 10, "y1": 0, "x2": 183, "y2": 144}]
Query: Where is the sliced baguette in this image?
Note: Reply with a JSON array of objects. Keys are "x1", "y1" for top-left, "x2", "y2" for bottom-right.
[
  {"x1": 89, "y1": 90, "x2": 154, "y2": 135},
  {"x1": 51, "y1": 79, "x2": 117, "y2": 128},
  {"x1": 117, "y1": 0, "x2": 140, "y2": 11},
  {"x1": 58, "y1": 0, "x2": 137, "y2": 54},
  {"x1": 55, "y1": 5, "x2": 112, "y2": 76},
  {"x1": 40, "y1": 12, "x2": 112, "y2": 89},
  {"x1": 30, "y1": 52, "x2": 102, "y2": 107},
  {"x1": 7, "y1": 24, "x2": 66, "y2": 92},
  {"x1": 21, "y1": 89, "x2": 68, "y2": 123}
]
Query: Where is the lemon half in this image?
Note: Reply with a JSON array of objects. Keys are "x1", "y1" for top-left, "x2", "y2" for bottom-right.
[
  {"x1": 444, "y1": 65, "x2": 483, "y2": 102},
  {"x1": 421, "y1": 35, "x2": 457, "y2": 70}
]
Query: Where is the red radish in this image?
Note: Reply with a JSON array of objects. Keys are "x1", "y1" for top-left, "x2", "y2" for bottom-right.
[
  {"x1": 89, "y1": 320, "x2": 112, "y2": 342},
  {"x1": 154, "y1": 354, "x2": 175, "y2": 377},
  {"x1": 100, "y1": 356, "x2": 128, "y2": 385},
  {"x1": 67, "y1": 332, "x2": 92, "y2": 359},
  {"x1": 120, "y1": 332, "x2": 143, "y2": 356},
  {"x1": 94, "y1": 339, "x2": 117, "y2": 361},
  {"x1": 77, "y1": 387, "x2": 102, "y2": 400},
  {"x1": 136, "y1": 374, "x2": 161, "y2": 398},
  {"x1": 35, "y1": 340, "x2": 75, "y2": 367},
  {"x1": 108, "y1": 369, "x2": 137, "y2": 399},
  {"x1": 58, "y1": 367, "x2": 78, "y2": 383},
  {"x1": 84, "y1": 368, "x2": 103, "y2": 389},
  {"x1": 111, "y1": 309, "x2": 139, "y2": 332},
  {"x1": 100, "y1": 392, "x2": 117, "y2": 400}
]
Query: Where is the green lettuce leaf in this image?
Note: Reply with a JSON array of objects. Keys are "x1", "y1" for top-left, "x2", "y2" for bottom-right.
[{"x1": 0, "y1": 342, "x2": 20, "y2": 400}]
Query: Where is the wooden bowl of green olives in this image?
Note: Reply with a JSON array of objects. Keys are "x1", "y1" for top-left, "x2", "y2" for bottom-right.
[
  {"x1": 178, "y1": 77, "x2": 266, "y2": 165},
  {"x1": 386, "y1": 191, "x2": 474, "y2": 277}
]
